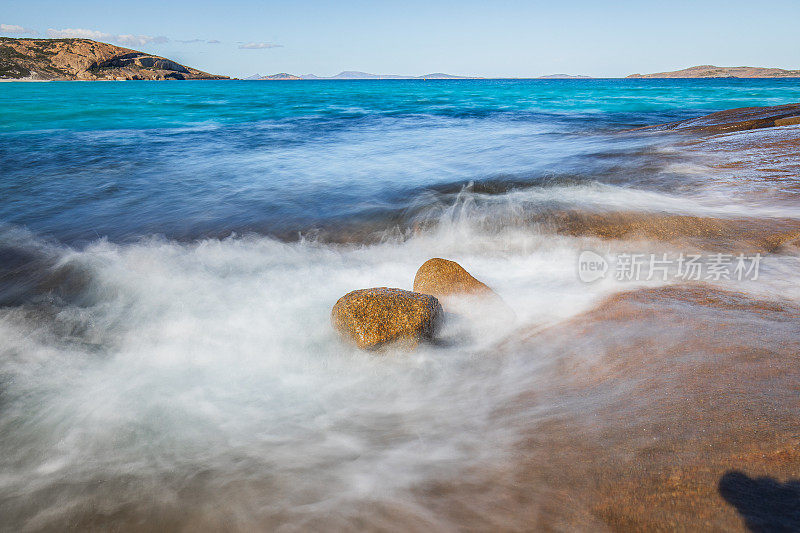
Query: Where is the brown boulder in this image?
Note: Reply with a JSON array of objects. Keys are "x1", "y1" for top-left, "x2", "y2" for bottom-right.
[
  {"x1": 414, "y1": 257, "x2": 494, "y2": 298},
  {"x1": 331, "y1": 287, "x2": 442, "y2": 350},
  {"x1": 413, "y1": 258, "x2": 514, "y2": 325},
  {"x1": 412, "y1": 258, "x2": 494, "y2": 300}
]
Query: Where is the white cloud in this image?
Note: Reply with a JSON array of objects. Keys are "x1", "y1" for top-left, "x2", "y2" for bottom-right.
[
  {"x1": 1, "y1": 23, "x2": 36, "y2": 35},
  {"x1": 116, "y1": 34, "x2": 169, "y2": 46},
  {"x1": 47, "y1": 28, "x2": 106, "y2": 40},
  {"x1": 207, "y1": 40, "x2": 221, "y2": 44},
  {"x1": 239, "y1": 42, "x2": 282, "y2": 50},
  {"x1": 46, "y1": 28, "x2": 169, "y2": 47}
]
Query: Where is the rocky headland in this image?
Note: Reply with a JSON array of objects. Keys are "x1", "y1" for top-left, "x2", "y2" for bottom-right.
[{"x1": 0, "y1": 37, "x2": 227, "y2": 80}]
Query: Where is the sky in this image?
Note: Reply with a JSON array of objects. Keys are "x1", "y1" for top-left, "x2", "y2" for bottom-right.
[{"x1": 2, "y1": 0, "x2": 800, "y2": 78}]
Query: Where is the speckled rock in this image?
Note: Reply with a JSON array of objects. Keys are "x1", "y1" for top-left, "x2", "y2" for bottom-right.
[{"x1": 331, "y1": 287, "x2": 443, "y2": 350}]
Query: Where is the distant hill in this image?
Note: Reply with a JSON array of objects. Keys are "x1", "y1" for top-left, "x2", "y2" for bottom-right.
[
  {"x1": 258, "y1": 73, "x2": 303, "y2": 80},
  {"x1": 537, "y1": 74, "x2": 592, "y2": 79},
  {"x1": 324, "y1": 71, "x2": 407, "y2": 79},
  {"x1": 253, "y1": 71, "x2": 476, "y2": 80},
  {"x1": 627, "y1": 65, "x2": 800, "y2": 78},
  {"x1": 0, "y1": 38, "x2": 227, "y2": 80}
]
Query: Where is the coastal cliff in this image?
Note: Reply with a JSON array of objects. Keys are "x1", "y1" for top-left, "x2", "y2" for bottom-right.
[{"x1": 0, "y1": 37, "x2": 227, "y2": 80}]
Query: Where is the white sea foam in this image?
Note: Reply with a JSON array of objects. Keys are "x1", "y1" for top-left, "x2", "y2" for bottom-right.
[
  {"x1": 0, "y1": 218, "x2": 653, "y2": 527},
  {"x1": 1, "y1": 182, "x2": 798, "y2": 529}
]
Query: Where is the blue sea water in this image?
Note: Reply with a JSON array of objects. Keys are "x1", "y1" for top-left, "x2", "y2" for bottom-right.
[
  {"x1": 2, "y1": 78, "x2": 799, "y2": 243},
  {"x1": 1, "y1": 78, "x2": 800, "y2": 529}
]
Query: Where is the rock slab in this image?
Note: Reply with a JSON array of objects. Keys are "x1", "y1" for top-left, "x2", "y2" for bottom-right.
[{"x1": 631, "y1": 102, "x2": 800, "y2": 134}]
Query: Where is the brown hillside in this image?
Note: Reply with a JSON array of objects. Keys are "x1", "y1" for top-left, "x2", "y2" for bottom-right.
[
  {"x1": 627, "y1": 64, "x2": 800, "y2": 78},
  {"x1": 0, "y1": 38, "x2": 227, "y2": 80}
]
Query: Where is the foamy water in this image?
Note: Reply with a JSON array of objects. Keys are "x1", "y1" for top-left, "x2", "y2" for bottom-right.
[
  {"x1": 0, "y1": 227, "x2": 609, "y2": 527},
  {"x1": 3, "y1": 209, "x2": 798, "y2": 529}
]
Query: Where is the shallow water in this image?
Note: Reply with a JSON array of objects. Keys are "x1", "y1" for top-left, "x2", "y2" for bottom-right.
[{"x1": 1, "y1": 79, "x2": 799, "y2": 530}]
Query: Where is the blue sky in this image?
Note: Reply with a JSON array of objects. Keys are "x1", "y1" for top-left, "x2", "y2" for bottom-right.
[{"x1": 2, "y1": 0, "x2": 800, "y2": 78}]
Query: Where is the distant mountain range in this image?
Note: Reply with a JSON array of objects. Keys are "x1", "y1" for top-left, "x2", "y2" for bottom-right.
[
  {"x1": 536, "y1": 74, "x2": 592, "y2": 79},
  {"x1": 245, "y1": 71, "x2": 480, "y2": 80},
  {"x1": 248, "y1": 66, "x2": 800, "y2": 81},
  {"x1": 627, "y1": 65, "x2": 800, "y2": 78},
  {"x1": 246, "y1": 71, "x2": 596, "y2": 80}
]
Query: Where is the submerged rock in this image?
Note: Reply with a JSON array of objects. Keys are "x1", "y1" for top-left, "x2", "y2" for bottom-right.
[
  {"x1": 412, "y1": 258, "x2": 515, "y2": 328},
  {"x1": 413, "y1": 258, "x2": 494, "y2": 300},
  {"x1": 413, "y1": 257, "x2": 511, "y2": 309},
  {"x1": 331, "y1": 287, "x2": 442, "y2": 350}
]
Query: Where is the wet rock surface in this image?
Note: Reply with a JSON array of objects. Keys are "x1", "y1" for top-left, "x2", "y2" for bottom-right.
[
  {"x1": 412, "y1": 258, "x2": 495, "y2": 301},
  {"x1": 634, "y1": 102, "x2": 800, "y2": 133},
  {"x1": 545, "y1": 211, "x2": 800, "y2": 252},
  {"x1": 331, "y1": 287, "x2": 442, "y2": 350},
  {"x1": 480, "y1": 284, "x2": 800, "y2": 531}
]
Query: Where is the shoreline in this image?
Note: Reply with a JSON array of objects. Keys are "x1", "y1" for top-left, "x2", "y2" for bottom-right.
[{"x1": 483, "y1": 106, "x2": 800, "y2": 530}]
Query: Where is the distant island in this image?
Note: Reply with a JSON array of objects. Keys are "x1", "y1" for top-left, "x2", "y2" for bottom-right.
[
  {"x1": 627, "y1": 65, "x2": 800, "y2": 78},
  {"x1": 536, "y1": 74, "x2": 592, "y2": 79},
  {"x1": 246, "y1": 71, "x2": 597, "y2": 80},
  {"x1": 246, "y1": 71, "x2": 479, "y2": 80},
  {"x1": 249, "y1": 73, "x2": 303, "y2": 80},
  {"x1": 0, "y1": 38, "x2": 227, "y2": 80}
]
